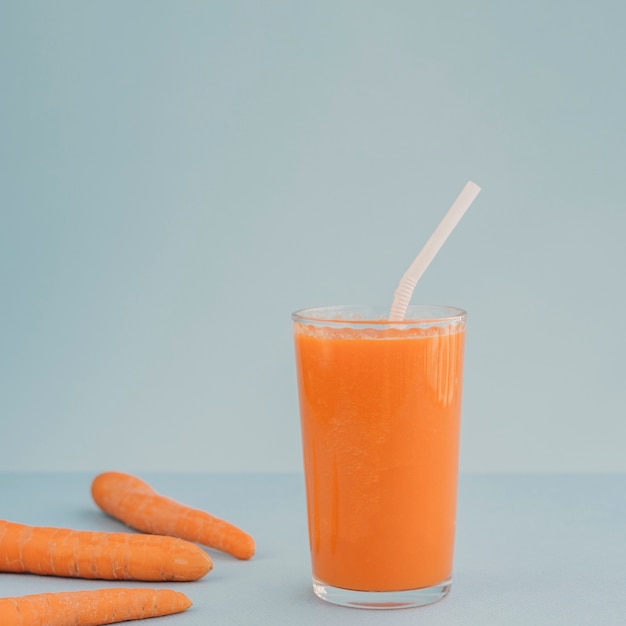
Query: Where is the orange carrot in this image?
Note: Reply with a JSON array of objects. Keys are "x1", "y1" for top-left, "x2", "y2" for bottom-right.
[
  {"x1": 0, "y1": 519, "x2": 212, "y2": 581},
  {"x1": 0, "y1": 587, "x2": 191, "y2": 626},
  {"x1": 91, "y1": 471, "x2": 255, "y2": 560}
]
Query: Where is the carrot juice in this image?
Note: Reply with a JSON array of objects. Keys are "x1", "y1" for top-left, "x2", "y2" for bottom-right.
[{"x1": 292, "y1": 305, "x2": 466, "y2": 608}]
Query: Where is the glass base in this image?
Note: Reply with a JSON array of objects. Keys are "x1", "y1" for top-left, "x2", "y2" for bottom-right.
[{"x1": 312, "y1": 577, "x2": 452, "y2": 610}]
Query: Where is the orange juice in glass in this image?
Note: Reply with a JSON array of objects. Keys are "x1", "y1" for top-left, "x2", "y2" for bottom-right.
[{"x1": 292, "y1": 305, "x2": 466, "y2": 609}]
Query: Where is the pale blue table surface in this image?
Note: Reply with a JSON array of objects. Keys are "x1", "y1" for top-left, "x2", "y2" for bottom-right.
[{"x1": 1, "y1": 473, "x2": 624, "y2": 625}]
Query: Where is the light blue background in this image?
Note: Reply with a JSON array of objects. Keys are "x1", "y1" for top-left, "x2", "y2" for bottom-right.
[{"x1": 1, "y1": 1, "x2": 624, "y2": 473}]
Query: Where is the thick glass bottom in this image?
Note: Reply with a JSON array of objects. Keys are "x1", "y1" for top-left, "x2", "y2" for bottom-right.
[{"x1": 312, "y1": 577, "x2": 452, "y2": 610}]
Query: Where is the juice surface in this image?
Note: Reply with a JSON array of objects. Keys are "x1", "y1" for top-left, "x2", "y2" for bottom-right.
[{"x1": 294, "y1": 323, "x2": 465, "y2": 592}]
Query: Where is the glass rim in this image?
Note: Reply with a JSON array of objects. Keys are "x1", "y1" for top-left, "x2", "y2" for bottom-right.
[{"x1": 291, "y1": 304, "x2": 466, "y2": 326}]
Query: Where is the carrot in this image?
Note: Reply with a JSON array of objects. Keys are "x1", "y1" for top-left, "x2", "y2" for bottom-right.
[
  {"x1": 0, "y1": 587, "x2": 191, "y2": 626},
  {"x1": 0, "y1": 519, "x2": 212, "y2": 581},
  {"x1": 91, "y1": 471, "x2": 255, "y2": 560}
]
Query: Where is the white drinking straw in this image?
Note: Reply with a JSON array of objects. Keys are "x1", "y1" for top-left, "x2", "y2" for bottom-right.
[{"x1": 389, "y1": 180, "x2": 481, "y2": 321}]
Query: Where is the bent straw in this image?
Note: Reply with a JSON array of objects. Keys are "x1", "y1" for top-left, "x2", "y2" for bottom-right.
[{"x1": 389, "y1": 180, "x2": 481, "y2": 321}]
